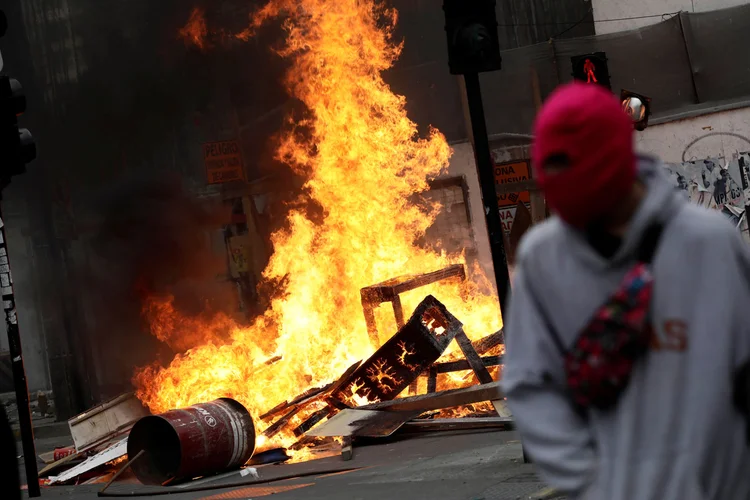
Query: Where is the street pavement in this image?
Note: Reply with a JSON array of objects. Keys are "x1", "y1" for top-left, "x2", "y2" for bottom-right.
[{"x1": 21, "y1": 429, "x2": 563, "y2": 500}]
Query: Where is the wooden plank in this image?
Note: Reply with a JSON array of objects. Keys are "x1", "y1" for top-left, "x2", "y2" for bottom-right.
[
  {"x1": 392, "y1": 264, "x2": 465, "y2": 296},
  {"x1": 391, "y1": 296, "x2": 405, "y2": 328},
  {"x1": 361, "y1": 299, "x2": 379, "y2": 346},
  {"x1": 39, "y1": 450, "x2": 84, "y2": 477},
  {"x1": 454, "y1": 330, "x2": 493, "y2": 384},
  {"x1": 360, "y1": 264, "x2": 465, "y2": 302},
  {"x1": 408, "y1": 380, "x2": 419, "y2": 396},
  {"x1": 434, "y1": 356, "x2": 502, "y2": 374},
  {"x1": 67, "y1": 393, "x2": 147, "y2": 452},
  {"x1": 293, "y1": 408, "x2": 332, "y2": 437},
  {"x1": 262, "y1": 406, "x2": 302, "y2": 438},
  {"x1": 473, "y1": 329, "x2": 504, "y2": 354},
  {"x1": 259, "y1": 383, "x2": 331, "y2": 422},
  {"x1": 305, "y1": 408, "x2": 422, "y2": 438},
  {"x1": 260, "y1": 400, "x2": 290, "y2": 422},
  {"x1": 326, "y1": 397, "x2": 351, "y2": 411},
  {"x1": 358, "y1": 382, "x2": 503, "y2": 413},
  {"x1": 359, "y1": 265, "x2": 466, "y2": 345},
  {"x1": 329, "y1": 360, "x2": 363, "y2": 395},
  {"x1": 401, "y1": 417, "x2": 514, "y2": 433},
  {"x1": 427, "y1": 366, "x2": 438, "y2": 393},
  {"x1": 492, "y1": 400, "x2": 513, "y2": 418}
]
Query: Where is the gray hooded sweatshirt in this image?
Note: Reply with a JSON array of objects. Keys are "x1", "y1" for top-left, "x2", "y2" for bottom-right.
[{"x1": 502, "y1": 156, "x2": 750, "y2": 500}]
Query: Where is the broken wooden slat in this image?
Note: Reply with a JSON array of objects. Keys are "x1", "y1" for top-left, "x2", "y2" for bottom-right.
[
  {"x1": 67, "y1": 393, "x2": 147, "y2": 453},
  {"x1": 360, "y1": 264, "x2": 466, "y2": 303},
  {"x1": 361, "y1": 299, "x2": 380, "y2": 346},
  {"x1": 39, "y1": 450, "x2": 84, "y2": 478},
  {"x1": 360, "y1": 264, "x2": 467, "y2": 346},
  {"x1": 259, "y1": 400, "x2": 290, "y2": 422},
  {"x1": 401, "y1": 417, "x2": 514, "y2": 433},
  {"x1": 358, "y1": 382, "x2": 503, "y2": 413},
  {"x1": 433, "y1": 356, "x2": 502, "y2": 374},
  {"x1": 262, "y1": 406, "x2": 302, "y2": 438},
  {"x1": 328, "y1": 360, "x2": 363, "y2": 395},
  {"x1": 427, "y1": 366, "x2": 438, "y2": 393},
  {"x1": 293, "y1": 408, "x2": 332, "y2": 437},
  {"x1": 288, "y1": 383, "x2": 334, "y2": 408},
  {"x1": 260, "y1": 378, "x2": 338, "y2": 423},
  {"x1": 325, "y1": 397, "x2": 351, "y2": 411},
  {"x1": 492, "y1": 400, "x2": 513, "y2": 418},
  {"x1": 454, "y1": 330, "x2": 493, "y2": 384},
  {"x1": 473, "y1": 329, "x2": 504, "y2": 355},
  {"x1": 408, "y1": 379, "x2": 419, "y2": 396},
  {"x1": 392, "y1": 295, "x2": 406, "y2": 328}
]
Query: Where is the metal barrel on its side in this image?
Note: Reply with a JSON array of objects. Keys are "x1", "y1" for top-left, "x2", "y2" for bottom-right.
[{"x1": 127, "y1": 398, "x2": 255, "y2": 485}]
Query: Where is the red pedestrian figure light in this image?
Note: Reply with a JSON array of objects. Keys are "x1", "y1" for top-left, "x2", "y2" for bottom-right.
[
  {"x1": 584, "y1": 58, "x2": 598, "y2": 84},
  {"x1": 571, "y1": 52, "x2": 611, "y2": 89}
]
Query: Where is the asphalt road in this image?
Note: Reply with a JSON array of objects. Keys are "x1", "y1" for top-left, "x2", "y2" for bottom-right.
[{"x1": 23, "y1": 429, "x2": 558, "y2": 500}]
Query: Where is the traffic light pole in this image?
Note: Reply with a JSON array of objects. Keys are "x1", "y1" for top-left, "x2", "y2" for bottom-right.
[
  {"x1": 462, "y1": 72, "x2": 512, "y2": 314},
  {"x1": 463, "y1": 73, "x2": 529, "y2": 465},
  {"x1": 0, "y1": 206, "x2": 40, "y2": 497}
]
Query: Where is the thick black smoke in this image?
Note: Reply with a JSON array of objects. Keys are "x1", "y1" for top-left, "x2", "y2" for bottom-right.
[
  {"x1": 82, "y1": 171, "x2": 238, "y2": 386},
  {"x1": 91, "y1": 170, "x2": 235, "y2": 310}
]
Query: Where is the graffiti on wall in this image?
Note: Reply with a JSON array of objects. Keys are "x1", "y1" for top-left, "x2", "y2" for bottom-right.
[{"x1": 664, "y1": 153, "x2": 750, "y2": 238}]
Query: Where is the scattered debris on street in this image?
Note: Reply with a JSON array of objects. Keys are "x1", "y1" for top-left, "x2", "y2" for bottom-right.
[{"x1": 35, "y1": 266, "x2": 510, "y2": 491}]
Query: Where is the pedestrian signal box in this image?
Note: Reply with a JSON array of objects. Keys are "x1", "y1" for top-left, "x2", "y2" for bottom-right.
[
  {"x1": 621, "y1": 89, "x2": 652, "y2": 131},
  {"x1": 571, "y1": 52, "x2": 611, "y2": 90}
]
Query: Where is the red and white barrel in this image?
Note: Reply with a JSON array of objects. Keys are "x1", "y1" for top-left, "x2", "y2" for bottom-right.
[{"x1": 127, "y1": 398, "x2": 256, "y2": 485}]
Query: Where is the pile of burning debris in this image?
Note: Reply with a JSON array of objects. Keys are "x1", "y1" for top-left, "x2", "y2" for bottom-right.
[{"x1": 39, "y1": 264, "x2": 509, "y2": 490}]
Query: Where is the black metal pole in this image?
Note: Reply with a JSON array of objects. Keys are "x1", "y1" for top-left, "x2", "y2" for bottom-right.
[
  {"x1": 463, "y1": 72, "x2": 528, "y2": 464},
  {"x1": 462, "y1": 72, "x2": 512, "y2": 314},
  {"x1": 0, "y1": 209, "x2": 40, "y2": 497}
]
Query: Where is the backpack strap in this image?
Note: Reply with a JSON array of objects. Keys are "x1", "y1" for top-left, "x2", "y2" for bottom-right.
[
  {"x1": 522, "y1": 270, "x2": 566, "y2": 357},
  {"x1": 523, "y1": 211, "x2": 675, "y2": 357}
]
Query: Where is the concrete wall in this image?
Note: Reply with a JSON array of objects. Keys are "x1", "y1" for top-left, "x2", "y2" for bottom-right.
[
  {"x1": 593, "y1": 0, "x2": 749, "y2": 34},
  {"x1": 636, "y1": 107, "x2": 750, "y2": 163}
]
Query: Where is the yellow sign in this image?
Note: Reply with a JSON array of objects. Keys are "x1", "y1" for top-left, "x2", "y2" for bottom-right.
[
  {"x1": 494, "y1": 160, "x2": 531, "y2": 208},
  {"x1": 203, "y1": 140, "x2": 245, "y2": 184}
]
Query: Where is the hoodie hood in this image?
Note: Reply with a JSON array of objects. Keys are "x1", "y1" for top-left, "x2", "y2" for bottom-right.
[{"x1": 568, "y1": 155, "x2": 684, "y2": 269}]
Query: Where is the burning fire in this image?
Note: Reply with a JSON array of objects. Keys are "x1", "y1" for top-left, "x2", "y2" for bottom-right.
[
  {"x1": 135, "y1": 0, "x2": 502, "y2": 450},
  {"x1": 179, "y1": 7, "x2": 210, "y2": 51}
]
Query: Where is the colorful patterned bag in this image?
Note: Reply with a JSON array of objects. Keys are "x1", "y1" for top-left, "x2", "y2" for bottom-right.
[
  {"x1": 565, "y1": 262, "x2": 654, "y2": 409},
  {"x1": 563, "y1": 222, "x2": 665, "y2": 410}
]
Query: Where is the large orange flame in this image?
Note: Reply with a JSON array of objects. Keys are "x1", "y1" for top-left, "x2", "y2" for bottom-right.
[{"x1": 136, "y1": 0, "x2": 502, "y2": 450}]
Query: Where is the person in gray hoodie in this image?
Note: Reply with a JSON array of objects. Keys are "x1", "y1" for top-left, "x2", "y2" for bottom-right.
[{"x1": 502, "y1": 82, "x2": 750, "y2": 500}]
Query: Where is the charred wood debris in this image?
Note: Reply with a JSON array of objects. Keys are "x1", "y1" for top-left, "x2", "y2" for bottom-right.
[{"x1": 36, "y1": 264, "x2": 510, "y2": 491}]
